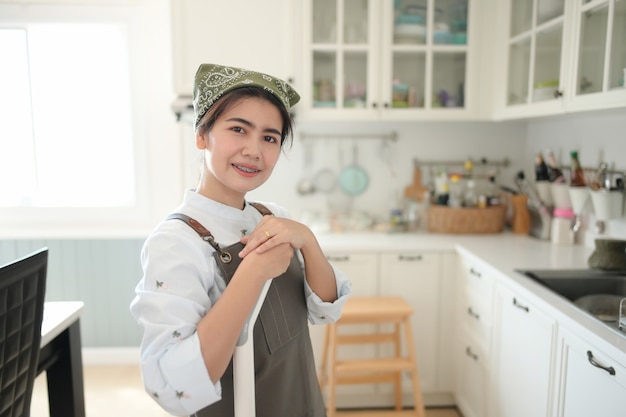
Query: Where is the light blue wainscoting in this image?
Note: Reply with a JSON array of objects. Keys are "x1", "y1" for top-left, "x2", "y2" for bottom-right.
[{"x1": 0, "y1": 239, "x2": 145, "y2": 348}]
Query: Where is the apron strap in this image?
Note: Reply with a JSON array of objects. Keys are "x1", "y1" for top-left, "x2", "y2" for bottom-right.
[{"x1": 165, "y1": 202, "x2": 273, "y2": 263}]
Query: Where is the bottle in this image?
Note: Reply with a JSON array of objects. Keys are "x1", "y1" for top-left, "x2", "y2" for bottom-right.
[
  {"x1": 569, "y1": 150, "x2": 586, "y2": 187},
  {"x1": 448, "y1": 174, "x2": 463, "y2": 208},
  {"x1": 545, "y1": 150, "x2": 565, "y2": 183},
  {"x1": 464, "y1": 180, "x2": 478, "y2": 207},
  {"x1": 534, "y1": 153, "x2": 549, "y2": 181},
  {"x1": 487, "y1": 175, "x2": 501, "y2": 206},
  {"x1": 464, "y1": 159, "x2": 474, "y2": 178}
]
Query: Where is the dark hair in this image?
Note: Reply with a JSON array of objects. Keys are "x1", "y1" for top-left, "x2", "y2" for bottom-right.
[{"x1": 196, "y1": 87, "x2": 294, "y2": 148}]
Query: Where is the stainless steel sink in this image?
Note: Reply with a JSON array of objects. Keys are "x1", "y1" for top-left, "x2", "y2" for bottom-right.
[
  {"x1": 517, "y1": 269, "x2": 626, "y2": 301},
  {"x1": 516, "y1": 268, "x2": 626, "y2": 336}
]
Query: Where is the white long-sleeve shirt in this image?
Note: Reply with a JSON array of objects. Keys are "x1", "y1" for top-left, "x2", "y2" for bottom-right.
[{"x1": 130, "y1": 190, "x2": 352, "y2": 416}]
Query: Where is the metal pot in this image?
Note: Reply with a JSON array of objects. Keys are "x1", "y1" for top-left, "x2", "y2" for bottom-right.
[{"x1": 574, "y1": 294, "x2": 624, "y2": 322}]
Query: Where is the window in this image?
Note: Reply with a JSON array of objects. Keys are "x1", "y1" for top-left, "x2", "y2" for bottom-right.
[{"x1": 0, "y1": 23, "x2": 135, "y2": 207}]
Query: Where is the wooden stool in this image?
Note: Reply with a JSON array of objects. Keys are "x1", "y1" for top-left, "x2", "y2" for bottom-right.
[{"x1": 318, "y1": 296, "x2": 426, "y2": 417}]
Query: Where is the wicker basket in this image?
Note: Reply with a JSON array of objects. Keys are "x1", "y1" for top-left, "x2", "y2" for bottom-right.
[{"x1": 427, "y1": 204, "x2": 507, "y2": 234}]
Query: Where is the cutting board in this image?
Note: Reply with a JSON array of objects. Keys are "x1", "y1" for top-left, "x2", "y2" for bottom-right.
[{"x1": 404, "y1": 166, "x2": 428, "y2": 202}]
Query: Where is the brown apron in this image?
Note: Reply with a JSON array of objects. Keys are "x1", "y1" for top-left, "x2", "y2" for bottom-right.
[{"x1": 167, "y1": 204, "x2": 326, "y2": 417}]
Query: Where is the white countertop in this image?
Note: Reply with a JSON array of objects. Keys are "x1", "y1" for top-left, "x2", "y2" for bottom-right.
[{"x1": 316, "y1": 231, "x2": 626, "y2": 357}]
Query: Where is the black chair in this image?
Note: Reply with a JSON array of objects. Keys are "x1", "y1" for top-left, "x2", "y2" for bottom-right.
[{"x1": 0, "y1": 248, "x2": 48, "y2": 417}]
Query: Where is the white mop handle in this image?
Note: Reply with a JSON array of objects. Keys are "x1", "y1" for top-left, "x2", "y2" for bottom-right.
[{"x1": 233, "y1": 279, "x2": 271, "y2": 417}]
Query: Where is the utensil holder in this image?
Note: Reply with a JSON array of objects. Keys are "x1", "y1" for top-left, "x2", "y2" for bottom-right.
[
  {"x1": 590, "y1": 189, "x2": 625, "y2": 221},
  {"x1": 551, "y1": 183, "x2": 572, "y2": 209},
  {"x1": 535, "y1": 181, "x2": 553, "y2": 207},
  {"x1": 568, "y1": 186, "x2": 590, "y2": 215}
]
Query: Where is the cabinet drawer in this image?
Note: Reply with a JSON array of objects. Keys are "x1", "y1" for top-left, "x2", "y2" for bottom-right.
[
  {"x1": 459, "y1": 289, "x2": 493, "y2": 347},
  {"x1": 460, "y1": 258, "x2": 495, "y2": 301},
  {"x1": 557, "y1": 328, "x2": 626, "y2": 417},
  {"x1": 455, "y1": 330, "x2": 489, "y2": 417}
]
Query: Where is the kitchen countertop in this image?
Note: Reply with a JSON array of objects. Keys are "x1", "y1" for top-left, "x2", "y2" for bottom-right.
[{"x1": 315, "y1": 231, "x2": 626, "y2": 357}]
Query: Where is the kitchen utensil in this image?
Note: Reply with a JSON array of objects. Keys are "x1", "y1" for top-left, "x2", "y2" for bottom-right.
[
  {"x1": 511, "y1": 195, "x2": 531, "y2": 235},
  {"x1": 297, "y1": 142, "x2": 316, "y2": 195},
  {"x1": 339, "y1": 144, "x2": 369, "y2": 196},
  {"x1": 404, "y1": 165, "x2": 428, "y2": 202},
  {"x1": 515, "y1": 171, "x2": 552, "y2": 239},
  {"x1": 313, "y1": 168, "x2": 337, "y2": 193},
  {"x1": 574, "y1": 294, "x2": 624, "y2": 322},
  {"x1": 619, "y1": 298, "x2": 626, "y2": 331},
  {"x1": 378, "y1": 137, "x2": 396, "y2": 176},
  {"x1": 233, "y1": 280, "x2": 271, "y2": 416}
]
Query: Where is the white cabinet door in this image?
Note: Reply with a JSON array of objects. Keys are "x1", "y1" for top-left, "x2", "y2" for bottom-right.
[
  {"x1": 565, "y1": 0, "x2": 626, "y2": 112},
  {"x1": 490, "y1": 285, "x2": 557, "y2": 417},
  {"x1": 555, "y1": 328, "x2": 626, "y2": 417},
  {"x1": 314, "y1": 252, "x2": 379, "y2": 399},
  {"x1": 299, "y1": 0, "x2": 478, "y2": 121},
  {"x1": 378, "y1": 251, "x2": 441, "y2": 395},
  {"x1": 492, "y1": 0, "x2": 571, "y2": 119},
  {"x1": 455, "y1": 254, "x2": 495, "y2": 417},
  {"x1": 493, "y1": 0, "x2": 626, "y2": 119},
  {"x1": 170, "y1": 0, "x2": 294, "y2": 95},
  {"x1": 455, "y1": 329, "x2": 488, "y2": 417}
]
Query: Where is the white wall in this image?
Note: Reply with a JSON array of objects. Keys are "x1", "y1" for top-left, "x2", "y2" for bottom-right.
[{"x1": 243, "y1": 120, "x2": 528, "y2": 226}]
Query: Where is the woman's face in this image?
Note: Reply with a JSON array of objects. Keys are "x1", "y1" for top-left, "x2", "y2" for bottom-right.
[{"x1": 195, "y1": 97, "x2": 283, "y2": 207}]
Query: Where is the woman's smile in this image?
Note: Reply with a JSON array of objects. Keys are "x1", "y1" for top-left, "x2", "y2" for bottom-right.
[{"x1": 195, "y1": 97, "x2": 283, "y2": 207}]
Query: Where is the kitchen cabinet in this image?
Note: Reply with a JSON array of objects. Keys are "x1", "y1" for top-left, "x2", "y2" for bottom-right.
[
  {"x1": 170, "y1": 0, "x2": 294, "y2": 95},
  {"x1": 553, "y1": 327, "x2": 626, "y2": 417},
  {"x1": 565, "y1": 0, "x2": 626, "y2": 113},
  {"x1": 454, "y1": 329, "x2": 489, "y2": 417},
  {"x1": 297, "y1": 0, "x2": 480, "y2": 121},
  {"x1": 313, "y1": 249, "x2": 453, "y2": 408},
  {"x1": 378, "y1": 251, "x2": 441, "y2": 397},
  {"x1": 454, "y1": 255, "x2": 495, "y2": 417},
  {"x1": 490, "y1": 284, "x2": 557, "y2": 417},
  {"x1": 311, "y1": 252, "x2": 379, "y2": 399},
  {"x1": 493, "y1": 0, "x2": 626, "y2": 119}
]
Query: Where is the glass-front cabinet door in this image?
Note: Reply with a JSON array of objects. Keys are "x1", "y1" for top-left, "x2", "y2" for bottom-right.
[
  {"x1": 306, "y1": 0, "x2": 376, "y2": 118},
  {"x1": 302, "y1": 0, "x2": 472, "y2": 120},
  {"x1": 503, "y1": 0, "x2": 567, "y2": 114},
  {"x1": 385, "y1": 0, "x2": 469, "y2": 113},
  {"x1": 567, "y1": 0, "x2": 626, "y2": 110},
  {"x1": 497, "y1": 0, "x2": 626, "y2": 118}
]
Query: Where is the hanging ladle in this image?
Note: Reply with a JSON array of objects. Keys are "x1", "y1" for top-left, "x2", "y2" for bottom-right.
[{"x1": 297, "y1": 141, "x2": 316, "y2": 195}]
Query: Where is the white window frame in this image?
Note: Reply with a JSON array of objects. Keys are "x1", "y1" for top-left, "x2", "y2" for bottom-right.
[{"x1": 0, "y1": 1, "x2": 181, "y2": 238}]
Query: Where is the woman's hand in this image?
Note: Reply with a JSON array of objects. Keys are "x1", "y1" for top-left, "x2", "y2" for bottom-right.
[
  {"x1": 240, "y1": 216, "x2": 338, "y2": 302},
  {"x1": 238, "y1": 216, "x2": 312, "y2": 258}
]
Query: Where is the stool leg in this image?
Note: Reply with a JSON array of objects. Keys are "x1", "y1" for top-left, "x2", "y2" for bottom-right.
[
  {"x1": 403, "y1": 317, "x2": 426, "y2": 417},
  {"x1": 393, "y1": 322, "x2": 403, "y2": 411},
  {"x1": 326, "y1": 323, "x2": 338, "y2": 417}
]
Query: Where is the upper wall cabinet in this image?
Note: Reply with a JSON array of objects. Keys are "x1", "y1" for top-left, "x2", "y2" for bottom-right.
[
  {"x1": 493, "y1": 0, "x2": 626, "y2": 120},
  {"x1": 296, "y1": 0, "x2": 481, "y2": 121},
  {"x1": 566, "y1": 0, "x2": 626, "y2": 112},
  {"x1": 170, "y1": 0, "x2": 294, "y2": 96}
]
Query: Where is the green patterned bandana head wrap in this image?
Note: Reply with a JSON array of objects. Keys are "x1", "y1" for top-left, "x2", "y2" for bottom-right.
[{"x1": 193, "y1": 63, "x2": 300, "y2": 127}]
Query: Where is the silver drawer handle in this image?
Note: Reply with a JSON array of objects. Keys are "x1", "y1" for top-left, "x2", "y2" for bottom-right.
[
  {"x1": 467, "y1": 307, "x2": 480, "y2": 320},
  {"x1": 469, "y1": 267, "x2": 482, "y2": 278},
  {"x1": 587, "y1": 351, "x2": 616, "y2": 376},
  {"x1": 398, "y1": 254, "x2": 423, "y2": 261},
  {"x1": 513, "y1": 297, "x2": 529, "y2": 312},
  {"x1": 465, "y1": 346, "x2": 478, "y2": 361},
  {"x1": 327, "y1": 255, "x2": 350, "y2": 262}
]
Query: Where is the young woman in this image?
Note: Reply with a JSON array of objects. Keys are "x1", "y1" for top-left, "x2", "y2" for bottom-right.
[{"x1": 130, "y1": 64, "x2": 351, "y2": 417}]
